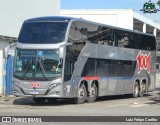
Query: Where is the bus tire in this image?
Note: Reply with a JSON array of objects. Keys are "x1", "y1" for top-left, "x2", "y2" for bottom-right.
[
  {"x1": 86, "y1": 83, "x2": 97, "y2": 103},
  {"x1": 139, "y1": 82, "x2": 146, "y2": 97},
  {"x1": 33, "y1": 98, "x2": 46, "y2": 104},
  {"x1": 74, "y1": 84, "x2": 87, "y2": 104},
  {"x1": 132, "y1": 82, "x2": 139, "y2": 98},
  {"x1": 47, "y1": 98, "x2": 57, "y2": 103}
]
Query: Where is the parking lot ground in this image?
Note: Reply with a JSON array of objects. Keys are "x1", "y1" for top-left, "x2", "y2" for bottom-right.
[
  {"x1": 0, "y1": 86, "x2": 160, "y2": 125},
  {"x1": 0, "y1": 89, "x2": 160, "y2": 116}
]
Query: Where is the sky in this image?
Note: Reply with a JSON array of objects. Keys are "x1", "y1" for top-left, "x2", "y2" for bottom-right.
[{"x1": 61, "y1": 0, "x2": 160, "y2": 23}]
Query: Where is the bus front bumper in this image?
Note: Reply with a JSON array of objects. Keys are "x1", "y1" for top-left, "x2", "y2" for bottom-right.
[{"x1": 13, "y1": 84, "x2": 75, "y2": 98}]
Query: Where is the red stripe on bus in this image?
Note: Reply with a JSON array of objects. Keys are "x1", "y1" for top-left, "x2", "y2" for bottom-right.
[{"x1": 83, "y1": 76, "x2": 100, "y2": 80}]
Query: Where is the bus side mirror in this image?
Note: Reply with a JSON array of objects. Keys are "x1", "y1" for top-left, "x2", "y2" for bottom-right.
[
  {"x1": 59, "y1": 46, "x2": 65, "y2": 59},
  {"x1": 59, "y1": 43, "x2": 73, "y2": 59},
  {"x1": 4, "y1": 46, "x2": 10, "y2": 59},
  {"x1": 3, "y1": 43, "x2": 16, "y2": 59}
]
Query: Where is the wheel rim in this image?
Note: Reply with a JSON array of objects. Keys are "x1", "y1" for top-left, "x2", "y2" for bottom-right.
[
  {"x1": 141, "y1": 83, "x2": 146, "y2": 92},
  {"x1": 90, "y1": 87, "x2": 96, "y2": 98},
  {"x1": 134, "y1": 85, "x2": 139, "y2": 95},
  {"x1": 79, "y1": 87, "x2": 85, "y2": 99}
]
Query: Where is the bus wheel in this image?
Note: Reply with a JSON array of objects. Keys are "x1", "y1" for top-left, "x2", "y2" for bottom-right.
[
  {"x1": 47, "y1": 98, "x2": 57, "y2": 103},
  {"x1": 132, "y1": 82, "x2": 139, "y2": 98},
  {"x1": 33, "y1": 98, "x2": 46, "y2": 104},
  {"x1": 74, "y1": 84, "x2": 87, "y2": 104},
  {"x1": 86, "y1": 84, "x2": 97, "y2": 103},
  {"x1": 139, "y1": 82, "x2": 146, "y2": 97}
]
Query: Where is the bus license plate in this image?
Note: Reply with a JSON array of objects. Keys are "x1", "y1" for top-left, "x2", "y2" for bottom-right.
[{"x1": 30, "y1": 90, "x2": 39, "y2": 94}]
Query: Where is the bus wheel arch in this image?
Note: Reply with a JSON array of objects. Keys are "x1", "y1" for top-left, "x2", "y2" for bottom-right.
[
  {"x1": 139, "y1": 79, "x2": 147, "y2": 97},
  {"x1": 82, "y1": 80, "x2": 88, "y2": 93},
  {"x1": 86, "y1": 80, "x2": 98, "y2": 103}
]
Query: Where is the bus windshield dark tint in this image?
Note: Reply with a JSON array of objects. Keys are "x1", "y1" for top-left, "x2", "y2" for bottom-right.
[
  {"x1": 18, "y1": 22, "x2": 68, "y2": 44},
  {"x1": 13, "y1": 49, "x2": 62, "y2": 81}
]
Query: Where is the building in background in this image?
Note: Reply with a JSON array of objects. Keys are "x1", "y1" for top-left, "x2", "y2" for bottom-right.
[
  {"x1": 0, "y1": 0, "x2": 60, "y2": 95},
  {"x1": 0, "y1": 0, "x2": 60, "y2": 48},
  {"x1": 61, "y1": 9, "x2": 160, "y2": 62}
]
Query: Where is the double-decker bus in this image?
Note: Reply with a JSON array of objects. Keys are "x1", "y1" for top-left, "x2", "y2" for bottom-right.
[{"x1": 13, "y1": 16, "x2": 156, "y2": 104}]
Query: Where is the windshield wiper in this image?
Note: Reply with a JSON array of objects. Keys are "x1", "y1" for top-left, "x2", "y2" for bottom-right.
[
  {"x1": 21, "y1": 61, "x2": 33, "y2": 80},
  {"x1": 38, "y1": 58, "x2": 48, "y2": 81}
]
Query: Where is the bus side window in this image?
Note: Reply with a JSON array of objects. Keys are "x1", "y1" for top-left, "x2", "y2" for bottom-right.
[
  {"x1": 117, "y1": 60, "x2": 124, "y2": 76},
  {"x1": 140, "y1": 35, "x2": 148, "y2": 50},
  {"x1": 134, "y1": 34, "x2": 140, "y2": 49},
  {"x1": 64, "y1": 61, "x2": 73, "y2": 82},
  {"x1": 148, "y1": 36, "x2": 156, "y2": 51},
  {"x1": 100, "y1": 27, "x2": 114, "y2": 46},
  {"x1": 82, "y1": 58, "x2": 96, "y2": 76},
  {"x1": 109, "y1": 60, "x2": 117, "y2": 77},
  {"x1": 65, "y1": 61, "x2": 71, "y2": 75}
]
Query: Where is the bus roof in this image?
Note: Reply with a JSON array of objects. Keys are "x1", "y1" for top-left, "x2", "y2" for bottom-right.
[
  {"x1": 25, "y1": 16, "x2": 75, "y2": 22},
  {"x1": 24, "y1": 16, "x2": 155, "y2": 37}
]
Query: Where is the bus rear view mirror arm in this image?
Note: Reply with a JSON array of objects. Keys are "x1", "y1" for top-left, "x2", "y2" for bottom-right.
[
  {"x1": 3, "y1": 42, "x2": 16, "y2": 59},
  {"x1": 59, "y1": 43, "x2": 73, "y2": 58},
  {"x1": 4, "y1": 46, "x2": 10, "y2": 59}
]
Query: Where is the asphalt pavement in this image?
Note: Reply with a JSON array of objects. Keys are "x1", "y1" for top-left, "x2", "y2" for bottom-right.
[{"x1": 0, "y1": 82, "x2": 160, "y2": 125}]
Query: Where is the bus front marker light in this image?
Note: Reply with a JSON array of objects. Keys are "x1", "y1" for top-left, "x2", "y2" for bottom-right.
[
  {"x1": 14, "y1": 82, "x2": 20, "y2": 87},
  {"x1": 53, "y1": 82, "x2": 61, "y2": 87},
  {"x1": 53, "y1": 83, "x2": 58, "y2": 87},
  {"x1": 48, "y1": 84, "x2": 54, "y2": 90},
  {"x1": 56, "y1": 91, "x2": 60, "y2": 95}
]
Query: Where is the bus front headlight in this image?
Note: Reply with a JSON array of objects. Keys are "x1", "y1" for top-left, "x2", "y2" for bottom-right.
[
  {"x1": 14, "y1": 82, "x2": 20, "y2": 87},
  {"x1": 48, "y1": 82, "x2": 61, "y2": 90}
]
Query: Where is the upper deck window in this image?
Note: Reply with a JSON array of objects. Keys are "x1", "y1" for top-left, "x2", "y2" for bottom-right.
[{"x1": 18, "y1": 22, "x2": 68, "y2": 44}]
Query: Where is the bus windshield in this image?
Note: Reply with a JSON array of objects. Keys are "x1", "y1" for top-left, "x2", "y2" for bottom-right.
[
  {"x1": 18, "y1": 22, "x2": 68, "y2": 44},
  {"x1": 13, "y1": 49, "x2": 62, "y2": 81}
]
